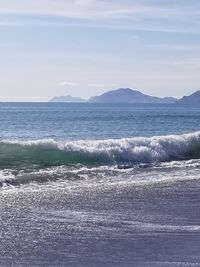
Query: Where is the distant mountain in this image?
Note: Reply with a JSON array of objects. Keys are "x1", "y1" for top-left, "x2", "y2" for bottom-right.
[
  {"x1": 88, "y1": 88, "x2": 177, "y2": 103},
  {"x1": 176, "y1": 90, "x2": 200, "y2": 104},
  {"x1": 50, "y1": 95, "x2": 86, "y2": 103}
]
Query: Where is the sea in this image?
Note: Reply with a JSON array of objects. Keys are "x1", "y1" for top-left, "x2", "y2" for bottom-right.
[{"x1": 1, "y1": 103, "x2": 200, "y2": 266}]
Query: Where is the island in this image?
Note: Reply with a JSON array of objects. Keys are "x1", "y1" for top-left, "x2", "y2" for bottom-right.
[
  {"x1": 88, "y1": 88, "x2": 177, "y2": 103},
  {"x1": 49, "y1": 88, "x2": 177, "y2": 103},
  {"x1": 176, "y1": 90, "x2": 200, "y2": 104}
]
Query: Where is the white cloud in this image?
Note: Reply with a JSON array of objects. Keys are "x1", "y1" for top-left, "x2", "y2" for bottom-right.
[
  {"x1": 0, "y1": 0, "x2": 114, "y2": 19},
  {"x1": 57, "y1": 81, "x2": 77, "y2": 87},
  {"x1": 0, "y1": 0, "x2": 174, "y2": 21},
  {"x1": 0, "y1": 0, "x2": 199, "y2": 33}
]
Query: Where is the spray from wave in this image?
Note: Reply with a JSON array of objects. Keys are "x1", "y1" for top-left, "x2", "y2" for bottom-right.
[
  {"x1": 1, "y1": 131, "x2": 200, "y2": 188},
  {"x1": 0, "y1": 131, "x2": 200, "y2": 170}
]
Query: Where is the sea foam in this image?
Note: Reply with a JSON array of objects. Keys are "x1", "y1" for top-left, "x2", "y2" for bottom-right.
[{"x1": 0, "y1": 131, "x2": 200, "y2": 169}]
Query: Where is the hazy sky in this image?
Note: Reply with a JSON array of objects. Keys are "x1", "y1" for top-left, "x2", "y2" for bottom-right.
[{"x1": 0, "y1": 0, "x2": 200, "y2": 101}]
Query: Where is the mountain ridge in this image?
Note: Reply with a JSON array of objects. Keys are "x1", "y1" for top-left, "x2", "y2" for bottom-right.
[
  {"x1": 88, "y1": 88, "x2": 177, "y2": 103},
  {"x1": 50, "y1": 88, "x2": 200, "y2": 104},
  {"x1": 176, "y1": 90, "x2": 200, "y2": 104},
  {"x1": 49, "y1": 88, "x2": 177, "y2": 103}
]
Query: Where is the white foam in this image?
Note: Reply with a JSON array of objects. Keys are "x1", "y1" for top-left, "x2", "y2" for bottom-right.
[
  {"x1": 62, "y1": 131, "x2": 200, "y2": 162},
  {"x1": 3, "y1": 131, "x2": 200, "y2": 163}
]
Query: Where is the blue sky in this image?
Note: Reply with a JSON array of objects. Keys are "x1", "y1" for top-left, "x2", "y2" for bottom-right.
[{"x1": 0, "y1": 0, "x2": 200, "y2": 101}]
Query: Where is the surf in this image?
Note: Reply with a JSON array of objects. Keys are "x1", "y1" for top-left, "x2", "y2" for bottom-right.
[{"x1": 0, "y1": 131, "x2": 200, "y2": 170}]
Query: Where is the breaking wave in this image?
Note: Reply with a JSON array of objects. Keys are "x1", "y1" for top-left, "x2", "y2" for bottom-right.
[{"x1": 1, "y1": 131, "x2": 200, "y2": 170}]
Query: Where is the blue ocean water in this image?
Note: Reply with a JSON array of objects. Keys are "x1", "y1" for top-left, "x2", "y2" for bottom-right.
[
  {"x1": 0, "y1": 102, "x2": 200, "y2": 140},
  {"x1": 1, "y1": 103, "x2": 200, "y2": 267}
]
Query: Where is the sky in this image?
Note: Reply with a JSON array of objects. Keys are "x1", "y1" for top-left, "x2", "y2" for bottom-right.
[{"x1": 0, "y1": 0, "x2": 200, "y2": 101}]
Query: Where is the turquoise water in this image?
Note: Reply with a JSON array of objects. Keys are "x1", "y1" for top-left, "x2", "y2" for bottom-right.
[{"x1": 1, "y1": 103, "x2": 200, "y2": 266}]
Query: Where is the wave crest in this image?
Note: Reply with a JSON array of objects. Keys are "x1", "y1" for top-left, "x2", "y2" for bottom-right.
[{"x1": 1, "y1": 131, "x2": 200, "y2": 169}]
